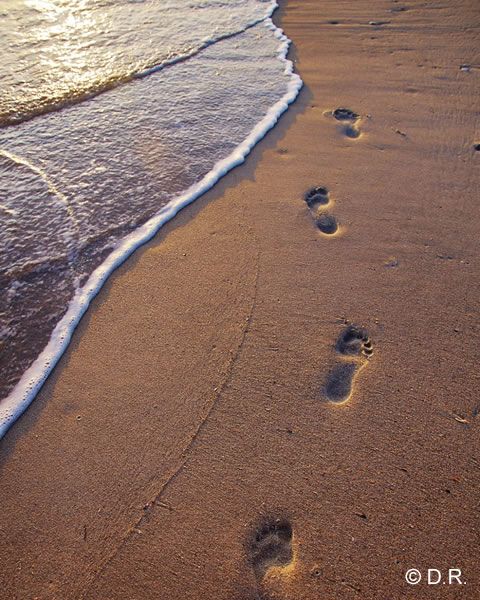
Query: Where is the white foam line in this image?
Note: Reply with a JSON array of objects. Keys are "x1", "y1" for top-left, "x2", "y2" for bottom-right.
[{"x1": 0, "y1": 13, "x2": 302, "y2": 439}]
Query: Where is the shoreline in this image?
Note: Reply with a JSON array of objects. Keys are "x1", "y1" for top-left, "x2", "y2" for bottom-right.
[
  {"x1": 0, "y1": 7, "x2": 301, "y2": 438},
  {"x1": 1, "y1": 1, "x2": 479, "y2": 599}
]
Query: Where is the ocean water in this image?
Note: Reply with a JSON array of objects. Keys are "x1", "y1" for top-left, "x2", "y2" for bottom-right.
[{"x1": 0, "y1": 0, "x2": 301, "y2": 436}]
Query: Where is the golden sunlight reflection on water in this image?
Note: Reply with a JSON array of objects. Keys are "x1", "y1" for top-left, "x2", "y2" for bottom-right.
[{"x1": 0, "y1": 0, "x2": 276, "y2": 125}]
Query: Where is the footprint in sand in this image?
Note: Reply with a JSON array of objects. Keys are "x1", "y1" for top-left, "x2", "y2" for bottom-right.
[
  {"x1": 332, "y1": 107, "x2": 362, "y2": 139},
  {"x1": 305, "y1": 186, "x2": 329, "y2": 210},
  {"x1": 324, "y1": 325, "x2": 373, "y2": 404},
  {"x1": 248, "y1": 517, "x2": 294, "y2": 583},
  {"x1": 304, "y1": 186, "x2": 339, "y2": 235}
]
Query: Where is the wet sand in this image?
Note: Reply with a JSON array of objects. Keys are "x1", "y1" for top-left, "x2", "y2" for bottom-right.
[{"x1": 1, "y1": 0, "x2": 479, "y2": 598}]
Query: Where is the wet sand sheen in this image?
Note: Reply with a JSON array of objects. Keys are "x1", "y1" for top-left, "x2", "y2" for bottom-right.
[{"x1": 1, "y1": 1, "x2": 480, "y2": 599}]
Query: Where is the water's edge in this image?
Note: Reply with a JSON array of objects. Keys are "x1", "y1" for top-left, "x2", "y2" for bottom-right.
[{"x1": 0, "y1": 14, "x2": 302, "y2": 438}]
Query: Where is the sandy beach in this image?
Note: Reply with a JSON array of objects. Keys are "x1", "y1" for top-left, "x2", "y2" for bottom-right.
[{"x1": 1, "y1": 0, "x2": 479, "y2": 598}]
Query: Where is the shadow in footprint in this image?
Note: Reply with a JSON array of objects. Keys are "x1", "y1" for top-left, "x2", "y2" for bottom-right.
[
  {"x1": 344, "y1": 125, "x2": 361, "y2": 139},
  {"x1": 248, "y1": 517, "x2": 294, "y2": 581},
  {"x1": 323, "y1": 325, "x2": 373, "y2": 404},
  {"x1": 304, "y1": 186, "x2": 339, "y2": 235},
  {"x1": 332, "y1": 107, "x2": 362, "y2": 139},
  {"x1": 333, "y1": 108, "x2": 359, "y2": 122},
  {"x1": 315, "y1": 213, "x2": 338, "y2": 235},
  {"x1": 336, "y1": 324, "x2": 373, "y2": 357},
  {"x1": 305, "y1": 186, "x2": 330, "y2": 209},
  {"x1": 325, "y1": 362, "x2": 359, "y2": 403}
]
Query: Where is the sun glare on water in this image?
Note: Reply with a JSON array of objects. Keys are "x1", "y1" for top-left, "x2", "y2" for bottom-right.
[
  {"x1": 0, "y1": 0, "x2": 130, "y2": 123},
  {"x1": 23, "y1": 0, "x2": 104, "y2": 90}
]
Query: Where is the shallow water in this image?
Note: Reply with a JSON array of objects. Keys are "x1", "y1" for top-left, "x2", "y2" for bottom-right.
[
  {"x1": 0, "y1": 0, "x2": 275, "y2": 125},
  {"x1": 0, "y1": 0, "x2": 301, "y2": 435}
]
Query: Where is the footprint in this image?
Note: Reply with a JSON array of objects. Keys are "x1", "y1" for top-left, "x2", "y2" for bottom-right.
[
  {"x1": 333, "y1": 108, "x2": 359, "y2": 122},
  {"x1": 248, "y1": 517, "x2": 294, "y2": 581},
  {"x1": 336, "y1": 324, "x2": 373, "y2": 357},
  {"x1": 315, "y1": 213, "x2": 338, "y2": 235},
  {"x1": 304, "y1": 186, "x2": 330, "y2": 209},
  {"x1": 332, "y1": 107, "x2": 362, "y2": 139},
  {"x1": 323, "y1": 325, "x2": 373, "y2": 404},
  {"x1": 304, "y1": 186, "x2": 339, "y2": 235}
]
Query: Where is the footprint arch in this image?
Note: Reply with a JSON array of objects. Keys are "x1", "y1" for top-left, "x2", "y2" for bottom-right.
[{"x1": 324, "y1": 361, "x2": 364, "y2": 404}]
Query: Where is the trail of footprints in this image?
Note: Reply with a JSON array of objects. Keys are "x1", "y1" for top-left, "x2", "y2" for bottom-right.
[
  {"x1": 303, "y1": 104, "x2": 363, "y2": 234},
  {"x1": 303, "y1": 108, "x2": 373, "y2": 400},
  {"x1": 244, "y1": 106, "x2": 371, "y2": 597},
  {"x1": 240, "y1": 0, "x2": 474, "y2": 584},
  {"x1": 243, "y1": 329, "x2": 373, "y2": 593}
]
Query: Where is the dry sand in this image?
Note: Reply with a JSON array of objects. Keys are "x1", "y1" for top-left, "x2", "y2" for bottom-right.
[{"x1": 1, "y1": 0, "x2": 479, "y2": 598}]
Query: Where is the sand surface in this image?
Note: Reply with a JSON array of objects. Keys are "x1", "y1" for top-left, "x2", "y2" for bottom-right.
[{"x1": 1, "y1": 1, "x2": 479, "y2": 598}]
